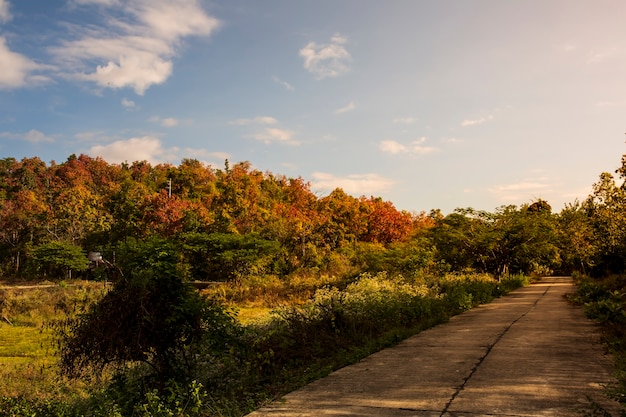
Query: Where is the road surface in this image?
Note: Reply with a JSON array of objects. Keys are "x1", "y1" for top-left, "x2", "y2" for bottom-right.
[{"x1": 246, "y1": 277, "x2": 622, "y2": 417}]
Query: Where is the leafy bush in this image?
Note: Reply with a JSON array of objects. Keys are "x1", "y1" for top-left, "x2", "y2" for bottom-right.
[
  {"x1": 573, "y1": 274, "x2": 626, "y2": 413},
  {"x1": 244, "y1": 271, "x2": 522, "y2": 399},
  {"x1": 0, "y1": 396, "x2": 75, "y2": 417}
]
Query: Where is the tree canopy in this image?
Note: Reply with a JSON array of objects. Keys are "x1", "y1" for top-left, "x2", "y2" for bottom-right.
[{"x1": 1, "y1": 153, "x2": 626, "y2": 280}]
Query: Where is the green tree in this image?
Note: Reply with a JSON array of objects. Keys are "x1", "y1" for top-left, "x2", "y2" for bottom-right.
[
  {"x1": 180, "y1": 232, "x2": 281, "y2": 281},
  {"x1": 554, "y1": 201, "x2": 596, "y2": 274},
  {"x1": 29, "y1": 241, "x2": 89, "y2": 279},
  {"x1": 59, "y1": 238, "x2": 240, "y2": 390},
  {"x1": 584, "y1": 156, "x2": 626, "y2": 274},
  {"x1": 429, "y1": 203, "x2": 560, "y2": 277}
]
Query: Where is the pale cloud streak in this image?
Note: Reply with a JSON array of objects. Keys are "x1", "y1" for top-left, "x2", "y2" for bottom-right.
[
  {"x1": 229, "y1": 116, "x2": 278, "y2": 126},
  {"x1": 335, "y1": 101, "x2": 356, "y2": 114},
  {"x1": 488, "y1": 176, "x2": 554, "y2": 204},
  {"x1": 70, "y1": 0, "x2": 121, "y2": 5},
  {"x1": 1, "y1": 129, "x2": 55, "y2": 143},
  {"x1": 273, "y1": 76, "x2": 294, "y2": 91},
  {"x1": 121, "y1": 97, "x2": 137, "y2": 109},
  {"x1": 230, "y1": 116, "x2": 296, "y2": 145},
  {"x1": 379, "y1": 137, "x2": 439, "y2": 155},
  {"x1": 179, "y1": 148, "x2": 230, "y2": 166},
  {"x1": 247, "y1": 127, "x2": 295, "y2": 144},
  {"x1": 392, "y1": 117, "x2": 416, "y2": 125},
  {"x1": 51, "y1": 0, "x2": 221, "y2": 95},
  {"x1": 0, "y1": 0, "x2": 11, "y2": 23},
  {"x1": 311, "y1": 172, "x2": 394, "y2": 195},
  {"x1": 461, "y1": 114, "x2": 494, "y2": 127},
  {"x1": 299, "y1": 33, "x2": 351, "y2": 79},
  {"x1": 151, "y1": 116, "x2": 180, "y2": 127}
]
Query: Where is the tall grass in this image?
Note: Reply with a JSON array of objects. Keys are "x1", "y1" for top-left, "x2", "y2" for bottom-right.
[{"x1": 0, "y1": 281, "x2": 107, "y2": 400}]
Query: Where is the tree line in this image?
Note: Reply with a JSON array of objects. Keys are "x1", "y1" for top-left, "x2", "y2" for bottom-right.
[{"x1": 1, "y1": 152, "x2": 625, "y2": 281}]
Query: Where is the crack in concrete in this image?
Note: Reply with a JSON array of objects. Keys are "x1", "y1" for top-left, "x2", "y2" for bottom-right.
[{"x1": 439, "y1": 285, "x2": 552, "y2": 417}]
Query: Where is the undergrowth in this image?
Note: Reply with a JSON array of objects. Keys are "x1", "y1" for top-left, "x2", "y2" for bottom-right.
[
  {"x1": 0, "y1": 272, "x2": 529, "y2": 417},
  {"x1": 571, "y1": 274, "x2": 626, "y2": 416}
]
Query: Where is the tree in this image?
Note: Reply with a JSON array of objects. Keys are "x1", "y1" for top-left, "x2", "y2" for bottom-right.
[
  {"x1": 429, "y1": 204, "x2": 561, "y2": 278},
  {"x1": 317, "y1": 188, "x2": 368, "y2": 249},
  {"x1": 0, "y1": 190, "x2": 50, "y2": 275},
  {"x1": 180, "y1": 232, "x2": 281, "y2": 281},
  {"x1": 428, "y1": 209, "x2": 488, "y2": 272},
  {"x1": 584, "y1": 156, "x2": 626, "y2": 274},
  {"x1": 59, "y1": 238, "x2": 240, "y2": 390},
  {"x1": 556, "y1": 201, "x2": 597, "y2": 274},
  {"x1": 360, "y1": 196, "x2": 414, "y2": 244},
  {"x1": 29, "y1": 241, "x2": 89, "y2": 279}
]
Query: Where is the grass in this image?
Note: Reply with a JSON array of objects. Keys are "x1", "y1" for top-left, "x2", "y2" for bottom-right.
[
  {"x1": 0, "y1": 325, "x2": 54, "y2": 397},
  {"x1": 0, "y1": 281, "x2": 107, "y2": 400},
  {"x1": 235, "y1": 306, "x2": 273, "y2": 325},
  {"x1": 0, "y1": 273, "x2": 530, "y2": 417}
]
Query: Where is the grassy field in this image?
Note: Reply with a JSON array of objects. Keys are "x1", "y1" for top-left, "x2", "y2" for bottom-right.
[
  {"x1": 0, "y1": 282, "x2": 107, "y2": 400},
  {"x1": 0, "y1": 277, "x2": 301, "y2": 400}
]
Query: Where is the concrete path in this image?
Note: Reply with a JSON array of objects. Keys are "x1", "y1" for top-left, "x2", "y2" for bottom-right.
[{"x1": 246, "y1": 277, "x2": 623, "y2": 417}]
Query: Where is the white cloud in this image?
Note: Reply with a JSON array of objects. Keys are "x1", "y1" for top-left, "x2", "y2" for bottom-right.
[
  {"x1": 51, "y1": 0, "x2": 221, "y2": 95},
  {"x1": 71, "y1": 0, "x2": 121, "y2": 5},
  {"x1": 273, "y1": 76, "x2": 294, "y2": 91},
  {"x1": 490, "y1": 182, "x2": 550, "y2": 192},
  {"x1": 299, "y1": 33, "x2": 351, "y2": 79},
  {"x1": 229, "y1": 116, "x2": 278, "y2": 126},
  {"x1": 335, "y1": 101, "x2": 356, "y2": 114},
  {"x1": 178, "y1": 148, "x2": 230, "y2": 166},
  {"x1": 586, "y1": 46, "x2": 623, "y2": 64},
  {"x1": 392, "y1": 117, "x2": 416, "y2": 125},
  {"x1": 0, "y1": 37, "x2": 51, "y2": 89},
  {"x1": 151, "y1": 116, "x2": 180, "y2": 127},
  {"x1": 230, "y1": 116, "x2": 297, "y2": 145},
  {"x1": 380, "y1": 137, "x2": 439, "y2": 155},
  {"x1": 23, "y1": 129, "x2": 55, "y2": 143},
  {"x1": 121, "y1": 97, "x2": 137, "y2": 109},
  {"x1": 87, "y1": 136, "x2": 170, "y2": 164},
  {"x1": 161, "y1": 117, "x2": 179, "y2": 127},
  {"x1": 84, "y1": 135, "x2": 229, "y2": 166},
  {"x1": 594, "y1": 100, "x2": 626, "y2": 108},
  {"x1": 0, "y1": 0, "x2": 11, "y2": 23},
  {"x1": 247, "y1": 127, "x2": 295, "y2": 144},
  {"x1": 311, "y1": 172, "x2": 394, "y2": 195},
  {"x1": 379, "y1": 140, "x2": 406, "y2": 154},
  {"x1": 74, "y1": 130, "x2": 107, "y2": 142},
  {"x1": 488, "y1": 177, "x2": 554, "y2": 204},
  {"x1": 461, "y1": 115, "x2": 494, "y2": 127},
  {"x1": 0, "y1": 129, "x2": 55, "y2": 143}
]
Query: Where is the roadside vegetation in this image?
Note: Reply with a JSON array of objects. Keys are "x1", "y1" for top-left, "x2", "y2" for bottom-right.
[{"x1": 0, "y1": 151, "x2": 625, "y2": 415}]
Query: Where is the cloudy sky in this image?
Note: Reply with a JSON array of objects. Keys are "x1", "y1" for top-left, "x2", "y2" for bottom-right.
[{"x1": 1, "y1": 0, "x2": 625, "y2": 213}]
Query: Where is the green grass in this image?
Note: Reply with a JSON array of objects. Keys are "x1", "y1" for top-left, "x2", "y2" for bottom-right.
[
  {"x1": 0, "y1": 324, "x2": 81, "y2": 399},
  {"x1": 0, "y1": 281, "x2": 106, "y2": 400}
]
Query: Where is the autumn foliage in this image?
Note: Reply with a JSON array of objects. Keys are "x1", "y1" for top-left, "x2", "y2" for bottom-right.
[{"x1": 0, "y1": 155, "x2": 419, "y2": 280}]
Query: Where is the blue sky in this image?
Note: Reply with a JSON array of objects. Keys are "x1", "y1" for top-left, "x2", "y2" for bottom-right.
[{"x1": 1, "y1": 0, "x2": 625, "y2": 214}]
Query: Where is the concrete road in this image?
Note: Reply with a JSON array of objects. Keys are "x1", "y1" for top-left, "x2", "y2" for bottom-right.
[{"x1": 246, "y1": 277, "x2": 623, "y2": 417}]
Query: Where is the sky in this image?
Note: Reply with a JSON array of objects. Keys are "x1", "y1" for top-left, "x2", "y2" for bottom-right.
[{"x1": 1, "y1": 0, "x2": 625, "y2": 214}]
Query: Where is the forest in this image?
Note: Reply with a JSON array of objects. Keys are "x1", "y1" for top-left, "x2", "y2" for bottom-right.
[
  {"x1": 2, "y1": 153, "x2": 624, "y2": 281},
  {"x1": 1, "y1": 153, "x2": 626, "y2": 416}
]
